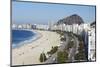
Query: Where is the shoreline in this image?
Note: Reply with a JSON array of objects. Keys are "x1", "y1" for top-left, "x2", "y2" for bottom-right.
[
  {"x1": 12, "y1": 29, "x2": 42, "y2": 49},
  {"x1": 12, "y1": 30, "x2": 61, "y2": 66}
]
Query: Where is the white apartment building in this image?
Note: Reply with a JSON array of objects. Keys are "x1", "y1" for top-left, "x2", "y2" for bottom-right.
[
  {"x1": 88, "y1": 27, "x2": 96, "y2": 61},
  {"x1": 12, "y1": 24, "x2": 32, "y2": 29},
  {"x1": 17, "y1": 24, "x2": 23, "y2": 29},
  {"x1": 12, "y1": 24, "x2": 17, "y2": 29},
  {"x1": 36, "y1": 24, "x2": 49, "y2": 30},
  {"x1": 72, "y1": 24, "x2": 78, "y2": 34}
]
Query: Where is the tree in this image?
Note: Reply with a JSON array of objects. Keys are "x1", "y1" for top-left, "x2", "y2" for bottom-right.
[
  {"x1": 47, "y1": 46, "x2": 58, "y2": 55},
  {"x1": 74, "y1": 52, "x2": 86, "y2": 60},
  {"x1": 39, "y1": 52, "x2": 47, "y2": 62},
  {"x1": 57, "y1": 51, "x2": 68, "y2": 63},
  {"x1": 60, "y1": 37, "x2": 66, "y2": 41},
  {"x1": 78, "y1": 41, "x2": 84, "y2": 51},
  {"x1": 77, "y1": 35, "x2": 83, "y2": 41},
  {"x1": 74, "y1": 41, "x2": 86, "y2": 61},
  {"x1": 67, "y1": 41, "x2": 74, "y2": 50}
]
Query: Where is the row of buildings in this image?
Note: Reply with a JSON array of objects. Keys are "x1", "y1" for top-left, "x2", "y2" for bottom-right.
[
  {"x1": 49, "y1": 23, "x2": 90, "y2": 35},
  {"x1": 13, "y1": 23, "x2": 89, "y2": 34},
  {"x1": 12, "y1": 23, "x2": 49, "y2": 30},
  {"x1": 12, "y1": 24, "x2": 33, "y2": 29}
]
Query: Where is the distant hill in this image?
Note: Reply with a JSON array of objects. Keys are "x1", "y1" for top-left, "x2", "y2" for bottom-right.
[
  {"x1": 57, "y1": 14, "x2": 84, "y2": 25},
  {"x1": 90, "y1": 21, "x2": 96, "y2": 26}
]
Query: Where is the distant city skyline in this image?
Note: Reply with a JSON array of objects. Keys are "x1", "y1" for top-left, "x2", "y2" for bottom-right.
[{"x1": 12, "y1": 1, "x2": 96, "y2": 25}]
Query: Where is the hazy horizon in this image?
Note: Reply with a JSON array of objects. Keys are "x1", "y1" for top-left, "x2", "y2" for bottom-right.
[{"x1": 12, "y1": 1, "x2": 96, "y2": 25}]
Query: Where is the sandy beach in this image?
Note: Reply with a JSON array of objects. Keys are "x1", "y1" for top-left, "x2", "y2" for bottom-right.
[{"x1": 12, "y1": 30, "x2": 61, "y2": 66}]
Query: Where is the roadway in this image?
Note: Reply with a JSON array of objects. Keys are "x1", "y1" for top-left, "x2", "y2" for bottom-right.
[{"x1": 44, "y1": 33, "x2": 79, "y2": 63}]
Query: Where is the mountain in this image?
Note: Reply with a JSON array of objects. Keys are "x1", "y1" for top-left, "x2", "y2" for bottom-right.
[
  {"x1": 57, "y1": 14, "x2": 84, "y2": 25},
  {"x1": 90, "y1": 21, "x2": 96, "y2": 26}
]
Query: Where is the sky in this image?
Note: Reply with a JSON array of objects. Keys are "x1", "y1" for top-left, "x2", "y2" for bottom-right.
[{"x1": 12, "y1": 1, "x2": 96, "y2": 24}]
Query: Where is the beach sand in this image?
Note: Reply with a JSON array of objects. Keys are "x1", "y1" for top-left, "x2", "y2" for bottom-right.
[{"x1": 12, "y1": 30, "x2": 60, "y2": 66}]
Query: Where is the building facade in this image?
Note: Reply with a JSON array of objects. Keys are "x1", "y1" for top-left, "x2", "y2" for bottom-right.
[{"x1": 88, "y1": 26, "x2": 96, "y2": 61}]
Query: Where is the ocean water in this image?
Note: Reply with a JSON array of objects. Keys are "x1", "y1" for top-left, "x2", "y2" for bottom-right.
[{"x1": 12, "y1": 30, "x2": 35, "y2": 48}]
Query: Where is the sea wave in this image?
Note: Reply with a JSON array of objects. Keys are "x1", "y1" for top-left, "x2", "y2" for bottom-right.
[{"x1": 12, "y1": 29, "x2": 42, "y2": 48}]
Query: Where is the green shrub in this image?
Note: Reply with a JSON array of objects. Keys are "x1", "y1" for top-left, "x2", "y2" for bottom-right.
[
  {"x1": 67, "y1": 41, "x2": 74, "y2": 50},
  {"x1": 78, "y1": 41, "x2": 84, "y2": 51},
  {"x1": 47, "y1": 46, "x2": 58, "y2": 55},
  {"x1": 60, "y1": 37, "x2": 66, "y2": 41},
  {"x1": 74, "y1": 51, "x2": 86, "y2": 60},
  {"x1": 39, "y1": 53, "x2": 47, "y2": 62},
  {"x1": 57, "y1": 51, "x2": 68, "y2": 63},
  {"x1": 74, "y1": 41, "x2": 86, "y2": 60}
]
